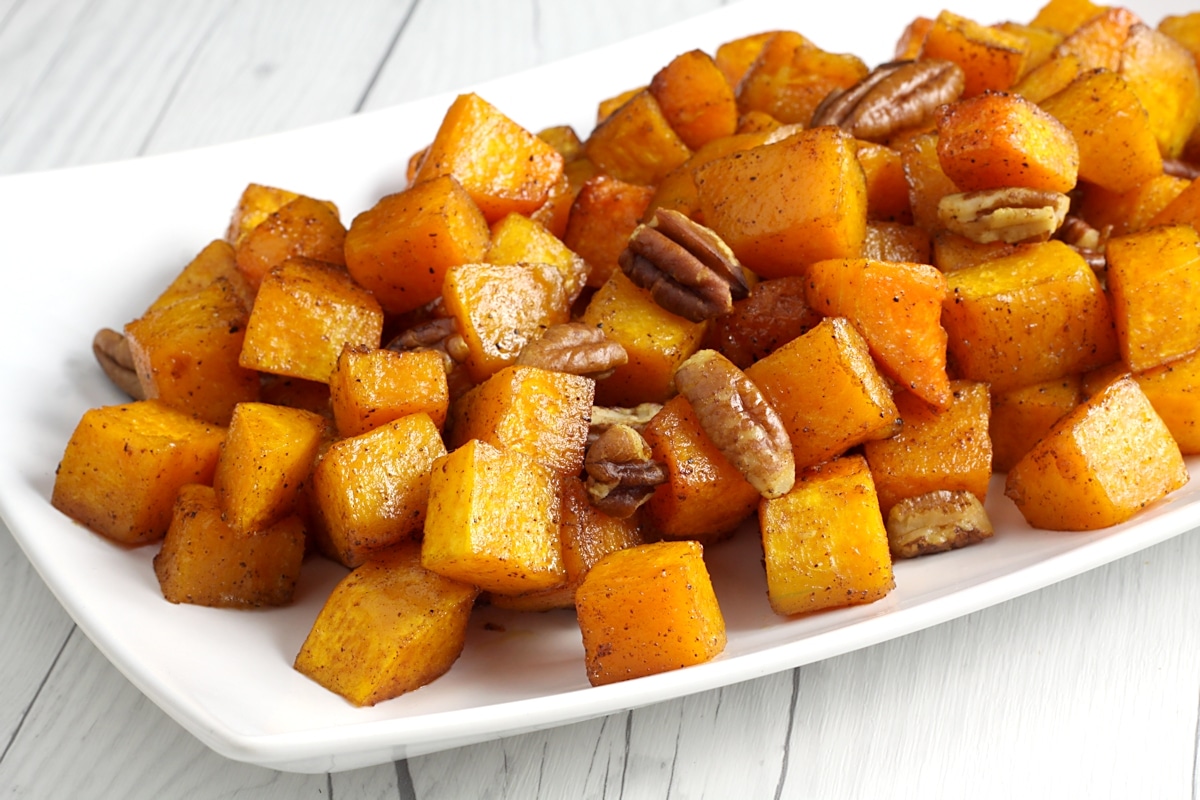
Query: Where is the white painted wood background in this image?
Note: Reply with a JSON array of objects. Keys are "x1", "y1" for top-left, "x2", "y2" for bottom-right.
[{"x1": 2, "y1": 1, "x2": 1200, "y2": 797}]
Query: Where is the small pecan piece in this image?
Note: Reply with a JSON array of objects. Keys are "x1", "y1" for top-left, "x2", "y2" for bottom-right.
[
  {"x1": 584, "y1": 423, "x2": 667, "y2": 518},
  {"x1": 885, "y1": 489, "x2": 994, "y2": 559},
  {"x1": 587, "y1": 403, "x2": 663, "y2": 447},
  {"x1": 673, "y1": 349, "x2": 794, "y2": 499},
  {"x1": 810, "y1": 59, "x2": 965, "y2": 142},
  {"x1": 619, "y1": 208, "x2": 748, "y2": 323},
  {"x1": 938, "y1": 187, "x2": 1070, "y2": 244},
  {"x1": 516, "y1": 322, "x2": 628, "y2": 379},
  {"x1": 93, "y1": 328, "x2": 144, "y2": 400}
]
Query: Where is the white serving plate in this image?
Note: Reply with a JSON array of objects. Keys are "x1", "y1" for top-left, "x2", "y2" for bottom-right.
[{"x1": 2, "y1": 0, "x2": 1199, "y2": 775}]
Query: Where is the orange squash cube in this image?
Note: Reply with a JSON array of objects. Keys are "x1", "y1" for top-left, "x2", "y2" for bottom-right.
[
  {"x1": 897, "y1": 131, "x2": 960, "y2": 233},
  {"x1": 211, "y1": 401, "x2": 328, "y2": 536},
  {"x1": 575, "y1": 540, "x2": 726, "y2": 686},
  {"x1": 486, "y1": 212, "x2": 590, "y2": 304},
  {"x1": 562, "y1": 175, "x2": 654, "y2": 288},
  {"x1": 735, "y1": 31, "x2": 868, "y2": 125},
  {"x1": 701, "y1": 275, "x2": 822, "y2": 369},
  {"x1": 1078, "y1": 173, "x2": 1189, "y2": 236},
  {"x1": 148, "y1": 239, "x2": 253, "y2": 314},
  {"x1": 154, "y1": 483, "x2": 305, "y2": 608},
  {"x1": 856, "y1": 141, "x2": 912, "y2": 223},
  {"x1": 293, "y1": 542, "x2": 480, "y2": 707},
  {"x1": 746, "y1": 317, "x2": 900, "y2": 470},
  {"x1": 344, "y1": 175, "x2": 490, "y2": 316},
  {"x1": 1119, "y1": 350, "x2": 1200, "y2": 455},
  {"x1": 412, "y1": 92, "x2": 564, "y2": 223},
  {"x1": 584, "y1": 90, "x2": 691, "y2": 187},
  {"x1": 1121, "y1": 23, "x2": 1200, "y2": 159},
  {"x1": 422, "y1": 439, "x2": 564, "y2": 595},
  {"x1": 648, "y1": 49, "x2": 738, "y2": 150},
  {"x1": 234, "y1": 194, "x2": 347, "y2": 290},
  {"x1": 694, "y1": 126, "x2": 867, "y2": 279},
  {"x1": 714, "y1": 30, "x2": 778, "y2": 87},
  {"x1": 759, "y1": 455, "x2": 894, "y2": 617},
  {"x1": 1030, "y1": 0, "x2": 1106, "y2": 36},
  {"x1": 311, "y1": 412, "x2": 447, "y2": 568},
  {"x1": 329, "y1": 346, "x2": 449, "y2": 437},
  {"x1": 919, "y1": 10, "x2": 1030, "y2": 96},
  {"x1": 1011, "y1": 52, "x2": 1086, "y2": 103},
  {"x1": 862, "y1": 222, "x2": 932, "y2": 264},
  {"x1": 989, "y1": 375, "x2": 1083, "y2": 472},
  {"x1": 862, "y1": 382, "x2": 993, "y2": 516},
  {"x1": 52, "y1": 400, "x2": 225, "y2": 546},
  {"x1": 240, "y1": 257, "x2": 384, "y2": 383},
  {"x1": 1005, "y1": 375, "x2": 1189, "y2": 530}
]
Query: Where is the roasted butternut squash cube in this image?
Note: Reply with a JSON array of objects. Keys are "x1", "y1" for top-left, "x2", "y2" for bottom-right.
[
  {"x1": 148, "y1": 239, "x2": 253, "y2": 314},
  {"x1": 856, "y1": 141, "x2": 913, "y2": 223},
  {"x1": 562, "y1": 175, "x2": 654, "y2": 288},
  {"x1": 1030, "y1": 0, "x2": 1106, "y2": 36},
  {"x1": 329, "y1": 345, "x2": 449, "y2": 438},
  {"x1": 1121, "y1": 23, "x2": 1200, "y2": 159},
  {"x1": 422, "y1": 439, "x2": 564, "y2": 594},
  {"x1": 1105, "y1": 225, "x2": 1200, "y2": 373},
  {"x1": 931, "y1": 231, "x2": 1017, "y2": 273},
  {"x1": 641, "y1": 395, "x2": 761, "y2": 540},
  {"x1": 580, "y1": 269, "x2": 707, "y2": 406},
  {"x1": 575, "y1": 540, "x2": 726, "y2": 686},
  {"x1": 995, "y1": 21, "x2": 1064, "y2": 78},
  {"x1": 447, "y1": 364, "x2": 594, "y2": 477},
  {"x1": 225, "y1": 183, "x2": 300, "y2": 249},
  {"x1": 240, "y1": 257, "x2": 384, "y2": 383},
  {"x1": 412, "y1": 92, "x2": 564, "y2": 223},
  {"x1": 919, "y1": 10, "x2": 1030, "y2": 96},
  {"x1": 804, "y1": 258, "x2": 951, "y2": 409},
  {"x1": 1039, "y1": 69, "x2": 1163, "y2": 194},
  {"x1": 1078, "y1": 173, "x2": 1189, "y2": 236},
  {"x1": 935, "y1": 91, "x2": 1079, "y2": 194},
  {"x1": 52, "y1": 400, "x2": 225, "y2": 545},
  {"x1": 759, "y1": 455, "x2": 894, "y2": 617},
  {"x1": 154, "y1": 483, "x2": 305, "y2": 608},
  {"x1": 714, "y1": 30, "x2": 778, "y2": 87},
  {"x1": 1148, "y1": 174, "x2": 1200, "y2": 231},
  {"x1": 490, "y1": 475, "x2": 644, "y2": 612},
  {"x1": 212, "y1": 401, "x2": 328, "y2": 536},
  {"x1": 1119, "y1": 350, "x2": 1200, "y2": 454},
  {"x1": 234, "y1": 194, "x2": 346, "y2": 290},
  {"x1": 862, "y1": 382, "x2": 993, "y2": 516},
  {"x1": 649, "y1": 49, "x2": 738, "y2": 150},
  {"x1": 746, "y1": 317, "x2": 901, "y2": 470},
  {"x1": 293, "y1": 542, "x2": 479, "y2": 707},
  {"x1": 583, "y1": 90, "x2": 692, "y2": 187},
  {"x1": 646, "y1": 131, "x2": 770, "y2": 224},
  {"x1": 1005, "y1": 375, "x2": 1189, "y2": 530},
  {"x1": 897, "y1": 131, "x2": 959, "y2": 233},
  {"x1": 124, "y1": 278, "x2": 260, "y2": 426},
  {"x1": 344, "y1": 175, "x2": 490, "y2": 316},
  {"x1": 1011, "y1": 51, "x2": 1085, "y2": 103},
  {"x1": 442, "y1": 262, "x2": 570, "y2": 383},
  {"x1": 596, "y1": 86, "x2": 645, "y2": 124},
  {"x1": 311, "y1": 412, "x2": 446, "y2": 568},
  {"x1": 735, "y1": 31, "x2": 868, "y2": 125},
  {"x1": 990, "y1": 375, "x2": 1082, "y2": 472},
  {"x1": 862, "y1": 222, "x2": 932, "y2": 264},
  {"x1": 694, "y1": 126, "x2": 867, "y2": 279},
  {"x1": 1053, "y1": 7, "x2": 1139, "y2": 71},
  {"x1": 486, "y1": 212, "x2": 590, "y2": 304},
  {"x1": 941, "y1": 240, "x2": 1118, "y2": 393},
  {"x1": 701, "y1": 275, "x2": 822, "y2": 369}
]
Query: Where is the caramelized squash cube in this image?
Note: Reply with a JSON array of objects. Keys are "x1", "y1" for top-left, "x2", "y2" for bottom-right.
[
  {"x1": 897, "y1": 131, "x2": 960, "y2": 233},
  {"x1": 148, "y1": 239, "x2": 253, "y2": 314},
  {"x1": 413, "y1": 92, "x2": 564, "y2": 223},
  {"x1": 989, "y1": 375, "x2": 1083, "y2": 472},
  {"x1": 649, "y1": 49, "x2": 739, "y2": 150},
  {"x1": 575, "y1": 540, "x2": 725, "y2": 686},
  {"x1": 240, "y1": 257, "x2": 384, "y2": 383},
  {"x1": 211, "y1": 401, "x2": 328, "y2": 536},
  {"x1": 1121, "y1": 23, "x2": 1200, "y2": 159},
  {"x1": 1122, "y1": 350, "x2": 1200, "y2": 454},
  {"x1": 856, "y1": 141, "x2": 913, "y2": 223},
  {"x1": 1105, "y1": 225, "x2": 1200, "y2": 372},
  {"x1": 344, "y1": 175, "x2": 490, "y2": 316},
  {"x1": 225, "y1": 183, "x2": 300, "y2": 249},
  {"x1": 486, "y1": 212, "x2": 590, "y2": 304},
  {"x1": 701, "y1": 275, "x2": 822, "y2": 369},
  {"x1": 746, "y1": 317, "x2": 900, "y2": 470},
  {"x1": 759, "y1": 455, "x2": 894, "y2": 617},
  {"x1": 293, "y1": 542, "x2": 479, "y2": 707},
  {"x1": 447, "y1": 364, "x2": 594, "y2": 477},
  {"x1": 735, "y1": 31, "x2": 868, "y2": 125},
  {"x1": 714, "y1": 31, "x2": 778, "y2": 87},
  {"x1": 919, "y1": 10, "x2": 1030, "y2": 96},
  {"x1": 154, "y1": 484, "x2": 305, "y2": 608},
  {"x1": 1005, "y1": 375, "x2": 1189, "y2": 530},
  {"x1": 1053, "y1": 7, "x2": 1139, "y2": 71},
  {"x1": 311, "y1": 412, "x2": 447, "y2": 568},
  {"x1": 124, "y1": 278, "x2": 259, "y2": 427},
  {"x1": 941, "y1": 240, "x2": 1118, "y2": 392},
  {"x1": 562, "y1": 175, "x2": 654, "y2": 288},
  {"x1": 641, "y1": 395, "x2": 761, "y2": 540},
  {"x1": 694, "y1": 126, "x2": 867, "y2": 279},
  {"x1": 862, "y1": 222, "x2": 932, "y2": 264},
  {"x1": 1030, "y1": 0, "x2": 1106, "y2": 36},
  {"x1": 1078, "y1": 173, "x2": 1189, "y2": 236},
  {"x1": 234, "y1": 194, "x2": 346, "y2": 290},
  {"x1": 422, "y1": 439, "x2": 564, "y2": 594},
  {"x1": 51, "y1": 400, "x2": 225, "y2": 545},
  {"x1": 862, "y1": 381, "x2": 993, "y2": 516},
  {"x1": 329, "y1": 345, "x2": 449, "y2": 438},
  {"x1": 584, "y1": 90, "x2": 692, "y2": 187}
]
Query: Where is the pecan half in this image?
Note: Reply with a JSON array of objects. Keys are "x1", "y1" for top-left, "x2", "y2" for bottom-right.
[
  {"x1": 93, "y1": 328, "x2": 144, "y2": 399},
  {"x1": 587, "y1": 403, "x2": 663, "y2": 447},
  {"x1": 673, "y1": 349, "x2": 794, "y2": 499},
  {"x1": 885, "y1": 489, "x2": 994, "y2": 559},
  {"x1": 584, "y1": 423, "x2": 667, "y2": 518},
  {"x1": 1057, "y1": 214, "x2": 1110, "y2": 275},
  {"x1": 938, "y1": 187, "x2": 1071, "y2": 244},
  {"x1": 516, "y1": 322, "x2": 628, "y2": 379},
  {"x1": 1164, "y1": 158, "x2": 1200, "y2": 180},
  {"x1": 810, "y1": 59, "x2": 965, "y2": 142},
  {"x1": 619, "y1": 208, "x2": 748, "y2": 323}
]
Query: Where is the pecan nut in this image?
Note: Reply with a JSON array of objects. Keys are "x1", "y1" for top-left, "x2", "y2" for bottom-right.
[
  {"x1": 587, "y1": 403, "x2": 663, "y2": 448},
  {"x1": 810, "y1": 59, "x2": 965, "y2": 142},
  {"x1": 93, "y1": 328, "x2": 144, "y2": 400},
  {"x1": 673, "y1": 349, "x2": 794, "y2": 499},
  {"x1": 516, "y1": 322, "x2": 628, "y2": 379},
  {"x1": 584, "y1": 423, "x2": 667, "y2": 518},
  {"x1": 885, "y1": 489, "x2": 994, "y2": 559},
  {"x1": 937, "y1": 187, "x2": 1071, "y2": 244},
  {"x1": 1057, "y1": 214, "x2": 1110, "y2": 274},
  {"x1": 619, "y1": 208, "x2": 748, "y2": 323}
]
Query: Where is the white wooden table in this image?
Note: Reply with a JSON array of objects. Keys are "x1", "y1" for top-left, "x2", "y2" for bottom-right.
[{"x1": 2, "y1": 1, "x2": 1200, "y2": 797}]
